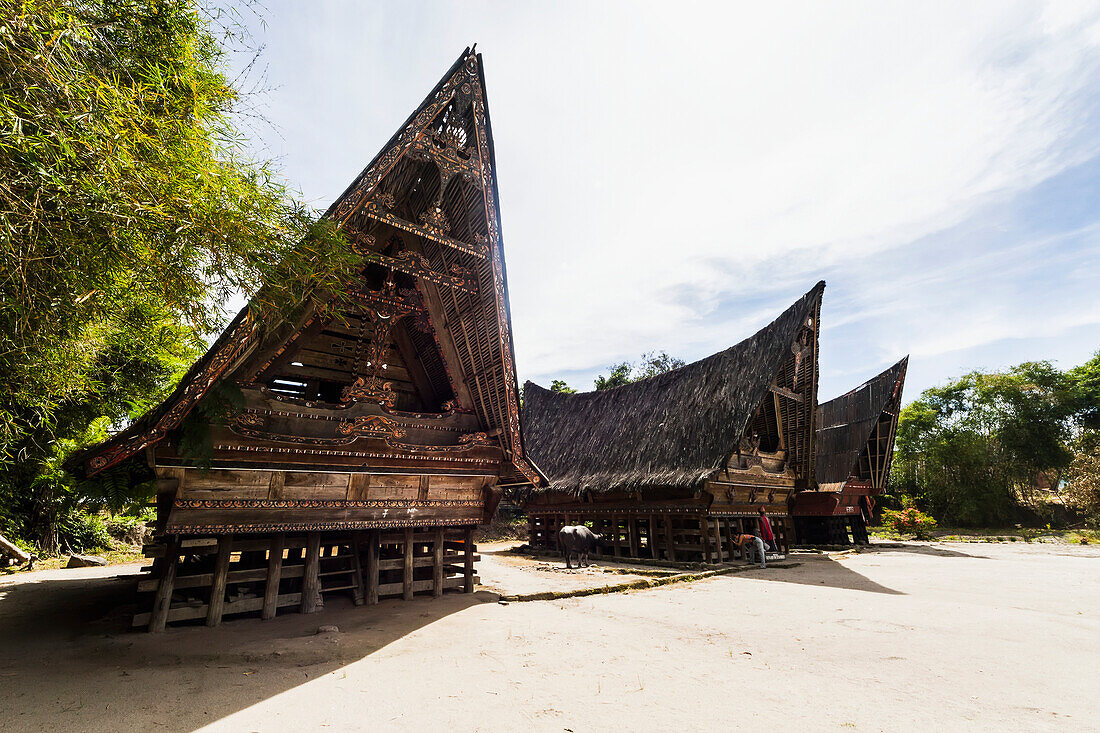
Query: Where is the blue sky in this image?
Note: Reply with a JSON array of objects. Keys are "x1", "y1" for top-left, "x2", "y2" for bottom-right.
[{"x1": 224, "y1": 1, "x2": 1100, "y2": 403}]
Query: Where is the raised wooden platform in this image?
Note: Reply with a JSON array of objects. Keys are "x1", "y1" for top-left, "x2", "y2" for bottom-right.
[
  {"x1": 527, "y1": 511, "x2": 789, "y2": 563},
  {"x1": 134, "y1": 527, "x2": 478, "y2": 631}
]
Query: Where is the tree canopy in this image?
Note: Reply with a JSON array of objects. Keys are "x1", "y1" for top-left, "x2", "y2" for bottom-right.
[
  {"x1": 891, "y1": 354, "x2": 1099, "y2": 526},
  {"x1": 0, "y1": 0, "x2": 360, "y2": 551},
  {"x1": 593, "y1": 350, "x2": 685, "y2": 391}
]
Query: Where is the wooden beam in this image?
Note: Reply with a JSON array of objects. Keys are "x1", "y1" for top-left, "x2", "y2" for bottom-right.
[
  {"x1": 206, "y1": 536, "x2": 232, "y2": 627},
  {"x1": 649, "y1": 514, "x2": 659, "y2": 560},
  {"x1": 463, "y1": 527, "x2": 475, "y2": 593},
  {"x1": 360, "y1": 202, "x2": 488, "y2": 259},
  {"x1": 433, "y1": 528, "x2": 445, "y2": 598},
  {"x1": 403, "y1": 528, "x2": 414, "y2": 601},
  {"x1": 301, "y1": 533, "x2": 321, "y2": 613},
  {"x1": 366, "y1": 529, "x2": 380, "y2": 604},
  {"x1": 769, "y1": 383, "x2": 804, "y2": 402},
  {"x1": 392, "y1": 320, "x2": 441, "y2": 408},
  {"x1": 664, "y1": 515, "x2": 677, "y2": 563},
  {"x1": 415, "y1": 279, "x2": 475, "y2": 409},
  {"x1": 700, "y1": 517, "x2": 712, "y2": 564},
  {"x1": 350, "y1": 532, "x2": 366, "y2": 606},
  {"x1": 149, "y1": 536, "x2": 179, "y2": 632},
  {"x1": 262, "y1": 533, "x2": 285, "y2": 620},
  {"x1": 627, "y1": 515, "x2": 641, "y2": 558}
]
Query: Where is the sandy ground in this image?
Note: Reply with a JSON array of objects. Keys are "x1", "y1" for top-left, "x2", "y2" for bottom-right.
[
  {"x1": 476, "y1": 543, "x2": 675, "y2": 596},
  {"x1": 1, "y1": 541, "x2": 1097, "y2": 732}
]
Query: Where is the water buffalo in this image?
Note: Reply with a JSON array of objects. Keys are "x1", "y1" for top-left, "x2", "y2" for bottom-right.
[{"x1": 558, "y1": 525, "x2": 603, "y2": 569}]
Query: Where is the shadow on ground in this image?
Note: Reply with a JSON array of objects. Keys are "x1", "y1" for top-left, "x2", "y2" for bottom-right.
[
  {"x1": 866, "y1": 544, "x2": 989, "y2": 559},
  {"x1": 726, "y1": 554, "x2": 906, "y2": 595},
  {"x1": 0, "y1": 568, "x2": 492, "y2": 732}
]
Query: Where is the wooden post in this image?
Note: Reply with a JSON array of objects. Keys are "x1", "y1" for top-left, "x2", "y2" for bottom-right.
[
  {"x1": 262, "y1": 533, "x2": 285, "y2": 620},
  {"x1": 432, "y1": 528, "x2": 444, "y2": 598},
  {"x1": 725, "y1": 519, "x2": 736, "y2": 561},
  {"x1": 149, "y1": 536, "x2": 179, "y2": 632},
  {"x1": 700, "y1": 516, "x2": 712, "y2": 564},
  {"x1": 664, "y1": 515, "x2": 677, "y2": 562},
  {"x1": 301, "y1": 532, "x2": 321, "y2": 614},
  {"x1": 366, "y1": 529, "x2": 379, "y2": 605},
  {"x1": 350, "y1": 532, "x2": 366, "y2": 606},
  {"x1": 713, "y1": 518, "x2": 724, "y2": 562},
  {"x1": 647, "y1": 515, "x2": 657, "y2": 559},
  {"x1": 206, "y1": 535, "x2": 232, "y2": 627},
  {"x1": 612, "y1": 515, "x2": 622, "y2": 558},
  {"x1": 403, "y1": 527, "x2": 414, "y2": 601},
  {"x1": 627, "y1": 515, "x2": 641, "y2": 558},
  {"x1": 463, "y1": 526, "x2": 475, "y2": 593}
]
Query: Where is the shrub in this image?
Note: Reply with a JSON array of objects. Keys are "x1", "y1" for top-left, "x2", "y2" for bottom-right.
[
  {"x1": 882, "y1": 506, "x2": 938, "y2": 539},
  {"x1": 59, "y1": 511, "x2": 111, "y2": 553}
]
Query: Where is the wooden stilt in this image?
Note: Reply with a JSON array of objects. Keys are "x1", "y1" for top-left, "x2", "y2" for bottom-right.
[
  {"x1": 301, "y1": 532, "x2": 321, "y2": 614},
  {"x1": 206, "y1": 535, "x2": 232, "y2": 627},
  {"x1": 350, "y1": 532, "x2": 366, "y2": 606},
  {"x1": 713, "y1": 518, "x2": 724, "y2": 562},
  {"x1": 665, "y1": 515, "x2": 677, "y2": 562},
  {"x1": 262, "y1": 533, "x2": 285, "y2": 620},
  {"x1": 432, "y1": 528, "x2": 445, "y2": 598},
  {"x1": 149, "y1": 536, "x2": 179, "y2": 633},
  {"x1": 612, "y1": 515, "x2": 622, "y2": 558},
  {"x1": 649, "y1": 514, "x2": 659, "y2": 559},
  {"x1": 366, "y1": 529, "x2": 379, "y2": 605},
  {"x1": 463, "y1": 527, "x2": 475, "y2": 593},
  {"x1": 628, "y1": 515, "x2": 641, "y2": 558},
  {"x1": 725, "y1": 519, "x2": 735, "y2": 561},
  {"x1": 700, "y1": 516, "x2": 712, "y2": 564},
  {"x1": 403, "y1": 527, "x2": 414, "y2": 601}
]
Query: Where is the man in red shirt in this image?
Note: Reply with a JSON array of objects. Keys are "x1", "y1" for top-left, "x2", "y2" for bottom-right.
[{"x1": 758, "y1": 506, "x2": 775, "y2": 552}]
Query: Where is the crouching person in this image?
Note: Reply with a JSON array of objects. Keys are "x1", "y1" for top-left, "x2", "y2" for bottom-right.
[{"x1": 733, "y1": 533, "x2": 767, "y2": 569}]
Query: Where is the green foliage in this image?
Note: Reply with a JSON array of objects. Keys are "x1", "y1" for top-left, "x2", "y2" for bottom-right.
[
  {"x1": 1064, "y1": 432, "x2": 1100, "y2": 524},
  {"x1": 174, "y1": 381, "x2": 245, "y2": 469},
  {"x1": 594, "y1": 363, "x2": 633, "y2": 391},
  {"x1": 0, "y1": 0, "x2": 361, "y2": 550},
  {"x1": 881, "y1": 505, "x2": 938, "y2": 539},
  {"x1": 1067, "y1": 351, "x2": 1100, "y2": 430},
  {"x1": 891, "y1": 359, "x2": 1091, "y2": 527},
  {"x1": 549, "y1": 379, "x2": 576, "y2": 394},
  {"x1": 594, "y1": 350, "x2": 684, "y2": 390}
]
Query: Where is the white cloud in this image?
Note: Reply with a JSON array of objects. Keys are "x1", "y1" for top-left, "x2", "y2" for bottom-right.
[{"x1": 228, "y1": 1, "x2": 1100, "y2": 396}]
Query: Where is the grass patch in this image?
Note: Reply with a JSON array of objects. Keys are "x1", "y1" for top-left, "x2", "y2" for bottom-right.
[{"x1": 869, "y1": 525, "x2": 1100, "y2": 544}]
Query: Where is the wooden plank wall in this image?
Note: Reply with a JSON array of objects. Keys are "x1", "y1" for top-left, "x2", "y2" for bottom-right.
[{"x1": 165, "y1": 467, "x2": 489, "y2": 503}]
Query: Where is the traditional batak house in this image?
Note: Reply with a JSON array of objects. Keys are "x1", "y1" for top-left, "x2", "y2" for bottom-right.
[
  {"x1": 70, "y1": 49, "x2": 541, "y2": 630},
  {"x1": 521, "y1": 283, "x2": 825, "y2": 561},
  {"x1": 791, "y1": 357, "x2": 908, "y2": 545}
]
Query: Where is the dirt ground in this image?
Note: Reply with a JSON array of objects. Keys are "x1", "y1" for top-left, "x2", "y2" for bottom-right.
[{"x1": 1, "y1": 541, "x2": 1097, "y2": 732}]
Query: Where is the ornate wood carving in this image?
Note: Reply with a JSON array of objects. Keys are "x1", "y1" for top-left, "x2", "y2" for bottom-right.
[
  {"x1": 175, "y1": 499, "x2": 483, "y2": 509},
  {"x1": 359, "y1": 199, "x2": 488, "y2": 259},
  {"x1": 337, "y1": 415, "x2": 409, "y2": 440},
  {"x1": 360, "y1": 250, "x2": 477, "y2": 294},
  {"x1": 342, "y1": 277, "x2": 423, "y2": 406},
  {"x1": 457, "y1": 431, "x2": 492, "y2": 446},
  {"x1": 212, "y1": 442, "x2": 499, "y2": 465},
  {"x1": 168, "y1": 518, "x2": 481, "y2": 535}
]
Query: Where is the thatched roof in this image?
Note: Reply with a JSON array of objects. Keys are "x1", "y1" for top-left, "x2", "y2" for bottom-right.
[
  {"x1": 814, "y1": 356, "x2": 908, "y2": 488},
  {"x1": 523, "y1": 282, "x2": 825, "y2": 495}
]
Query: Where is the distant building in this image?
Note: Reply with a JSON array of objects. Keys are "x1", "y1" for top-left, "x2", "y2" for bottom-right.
[
  {"x1": 521, "y1": 283, "x2": 825, "y2": 560},
  {"x1": 791, "y1": 357, "x2": 908, "y2": 544}
]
